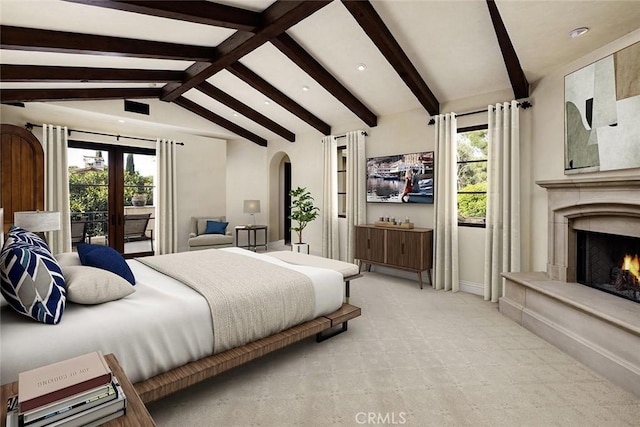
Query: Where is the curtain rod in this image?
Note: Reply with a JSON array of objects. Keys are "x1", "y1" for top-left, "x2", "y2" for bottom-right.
[
  {"x1": 427, "y1": 100, "x2": 532, "y2": 125},
  {"x1": 24, "y1": 122, "x2": 184, "y2": 145},
  {"x1": 335, "y1": 131, "x2": 368, "y2": 139}
]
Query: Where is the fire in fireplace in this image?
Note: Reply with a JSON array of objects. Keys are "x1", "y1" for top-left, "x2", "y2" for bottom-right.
[{"x1": 576, "y1": 230, "x2": 640, "y2": 303}]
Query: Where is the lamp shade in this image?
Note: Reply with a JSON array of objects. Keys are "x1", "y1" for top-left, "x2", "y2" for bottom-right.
[
  {"x1": 243, "y1": 200, "x2": 261, "y2": 214},
  {"x1": 14, "y1": 211, "x2": 61, "y2": 233}
]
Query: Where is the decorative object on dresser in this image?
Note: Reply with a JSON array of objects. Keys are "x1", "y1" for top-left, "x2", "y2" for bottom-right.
[
  {"x1": 355, "y1": 224, "x2": 433, "y2": 289},
  {"x1": 289, "y1": 187, "x2": 319, "y2": 254}
]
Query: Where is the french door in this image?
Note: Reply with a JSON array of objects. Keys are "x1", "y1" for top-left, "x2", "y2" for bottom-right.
[{"x1": 68, "y1": 141, "x2": 155, "y2": 257}]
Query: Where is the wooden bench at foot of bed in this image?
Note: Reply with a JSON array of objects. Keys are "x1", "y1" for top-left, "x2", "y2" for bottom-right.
[{"x1": 134, "y1": 303, "x2": 361, "y2": 404}]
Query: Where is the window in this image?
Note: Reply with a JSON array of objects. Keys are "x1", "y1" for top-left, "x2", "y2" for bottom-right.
[
  {"x1": 457, "y1": 126, "x2": 488, "y2": 227},
  {"x1": 337, "y1": 145, "x2": 347, "y2": 217},
  {"x1": 68, "y1": 141, "x2": 156, "y2": 256}
]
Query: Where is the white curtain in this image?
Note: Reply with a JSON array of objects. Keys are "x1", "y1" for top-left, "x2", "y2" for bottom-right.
[
  {"x1": 322, "y1": 135, "x2": 339, "y2": 259},
  {"x1": 484, "y1": 101, "x2": 521, "y2": 302},
  {"x1": 43, "y1": 124, "x2": 71, "y2": 254},
  {"x1": 433, "y1": 114, "x2": 459, "y2": 292},
  {"x1": 155, "y1": 139, "x2": 178, "y2": 254},
  {"x1": 345, "y1": 130, "x2": 366, "y2": 264}
]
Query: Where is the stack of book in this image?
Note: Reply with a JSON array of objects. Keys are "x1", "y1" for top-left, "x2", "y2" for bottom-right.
[{"x1": 6, "y1": 352, "x2": 127, "y2": 427}]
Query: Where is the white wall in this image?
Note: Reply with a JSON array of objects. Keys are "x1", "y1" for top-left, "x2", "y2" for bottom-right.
[
  {"x1": 0, "y1": 102, "x2": 227, "y2": 253},
  {"x1": 225, "y1": 138, "x2": 268, "y2": 247},
  {"x1": 527, "y1": 29, "x2": 640, "y2": 272}
]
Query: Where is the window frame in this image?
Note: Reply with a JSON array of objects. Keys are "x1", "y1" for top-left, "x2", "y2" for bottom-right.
[
  {"x1": 337, "y1": 144, "x2": 347, "y2": 218},
  {"x1": 457, "y1": 124, "x2": 488, "y2": 228}
]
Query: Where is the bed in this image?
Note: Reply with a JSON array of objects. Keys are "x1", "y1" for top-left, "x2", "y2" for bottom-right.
[{"x1": 0, "y1": 236, "x2": 361, "y2": 404}]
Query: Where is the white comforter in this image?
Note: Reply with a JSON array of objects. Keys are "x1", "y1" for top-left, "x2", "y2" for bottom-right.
[{"x1": 0, "y1": 248, "x2": 343, "y2": 384}]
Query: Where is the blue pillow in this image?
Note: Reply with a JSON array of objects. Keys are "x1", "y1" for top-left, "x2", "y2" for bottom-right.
[
  {"x1": 205, "y1": 220, "x2": 229, "y2": 235},
  {"x1": 76, "y1": 244, "x2": 135, "y2": 285},
  {"x1": 0, "y1": 236, "x2": 66, "y2": 324}
]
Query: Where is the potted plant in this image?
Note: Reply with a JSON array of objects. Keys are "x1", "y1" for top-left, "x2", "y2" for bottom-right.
[
  {"x1": 289, "y1": 186, "x2": 319, "y2": 253},
  {"x1": 131, "y1": 176, "x2": 147, "y2": 207}
]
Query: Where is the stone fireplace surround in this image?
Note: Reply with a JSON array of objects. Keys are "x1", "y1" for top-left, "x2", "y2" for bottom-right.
[{"x1": 499, "y1": 176, "x2": 640, "y2": 396}]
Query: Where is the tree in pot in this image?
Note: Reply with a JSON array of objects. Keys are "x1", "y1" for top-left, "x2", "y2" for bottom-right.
[{"x1": 289, "y1": 187, "x2": 319, "y2": 248}]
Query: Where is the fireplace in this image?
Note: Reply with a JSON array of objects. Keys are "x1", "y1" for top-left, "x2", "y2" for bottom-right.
[
  {"x1": 576, "y1": 230, "x2": 640, "y2": 303},
  {"x1": 499, "y1": 176, "x2": 640, "y2": 397}
]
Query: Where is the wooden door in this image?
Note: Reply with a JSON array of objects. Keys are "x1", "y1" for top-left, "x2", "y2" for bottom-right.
[{"x1": 0, "y1": 124, "x2": 44, "y2": 234}]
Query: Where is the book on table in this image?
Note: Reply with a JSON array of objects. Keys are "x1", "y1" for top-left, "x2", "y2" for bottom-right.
[
  {"x1": 21, "y1": 382, "x2": 117, "y2": 427},
  {"x1": 44, "y1": 377, "x2": 126, "y2": 427},
  {"x1": 6, "y1": 377, "x2": 126, "y2": 427},
  {"x1": 18, "y1": 352, "x2": 112, "y2": 413}
]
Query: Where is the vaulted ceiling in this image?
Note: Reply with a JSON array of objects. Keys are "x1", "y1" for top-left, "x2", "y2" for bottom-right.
[{"x1": 1, "y1": 0, "x2": 640, "y2": 146}]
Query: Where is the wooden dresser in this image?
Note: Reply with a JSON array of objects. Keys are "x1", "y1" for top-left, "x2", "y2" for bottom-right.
[{"x1": 355, "y1": 224, "x2": 433, "y2": 289}]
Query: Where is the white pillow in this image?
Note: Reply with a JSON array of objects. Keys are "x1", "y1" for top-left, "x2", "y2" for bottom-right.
[
  {"x1": 55, "y1": 252, "x2": 82, "y2": 267},
  {"x1": 64, "y1": 266, "x2": 135, "y2": 305}
]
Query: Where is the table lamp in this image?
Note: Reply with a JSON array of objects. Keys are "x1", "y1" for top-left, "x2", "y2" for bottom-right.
[
  {"x1": 14, "y1": 211, "x2": 61, "y2": 243},
  {"x1": 243, "y1": 200, "x2": 260, "y2": 227}
]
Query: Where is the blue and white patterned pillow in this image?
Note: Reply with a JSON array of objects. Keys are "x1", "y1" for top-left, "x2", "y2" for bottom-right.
[
  {"x1": 5, "y1": 226, "x2": 50, "y2": 251},
  {"x1": 0, "y1": 229, "x2": 66, "y2": 324}
]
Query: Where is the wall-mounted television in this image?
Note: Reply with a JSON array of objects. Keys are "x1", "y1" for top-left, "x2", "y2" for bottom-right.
[{"x1": 366, "y1": 151, "x2": 434, "y2": 204}]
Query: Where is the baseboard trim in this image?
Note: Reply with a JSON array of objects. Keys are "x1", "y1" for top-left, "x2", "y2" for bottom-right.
[{"x1": 459, "y1": 280, "x2": 483, "y2": 296}]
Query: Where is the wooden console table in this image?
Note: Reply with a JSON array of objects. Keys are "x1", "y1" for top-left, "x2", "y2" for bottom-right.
[{"x1": 355, "y1": 224, "x2": 433, "y2": 289}]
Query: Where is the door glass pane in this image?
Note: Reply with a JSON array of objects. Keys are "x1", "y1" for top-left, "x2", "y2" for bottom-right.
[
  {"x1": 68, "y1": 148, "x2": 109, "y2": 250},
  {"x1": 123, "y1": 153, "x2": 156, "y2": 255}
]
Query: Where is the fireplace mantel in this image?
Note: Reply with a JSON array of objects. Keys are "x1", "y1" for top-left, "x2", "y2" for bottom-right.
[
  {"x1": 537, "y1": 176, "x2": 640, "y2": 282},
  {"x1": 499, "y1": 174, "x2": 640, "y2": 397}
]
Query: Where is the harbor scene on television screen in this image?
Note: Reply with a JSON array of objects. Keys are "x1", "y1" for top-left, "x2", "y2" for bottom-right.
[{"x1": 366, "y1": 151, "x2": 434, "y2": 203}]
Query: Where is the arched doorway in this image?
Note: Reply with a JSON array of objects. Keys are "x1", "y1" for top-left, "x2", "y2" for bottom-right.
[
  {"x1": 0, "y1": 124, "x2": 44, "y2": 234},
  {"x1": 268, "y1": 152, "x2": 291, "y2": 245}
]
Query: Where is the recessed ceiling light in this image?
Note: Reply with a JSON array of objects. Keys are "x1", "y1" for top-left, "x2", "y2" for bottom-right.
[
  {"x1": 302, "y1": 85, "x2": 309, "y2": 91},
  {"x1": 569, "y1": 27, "x2": 589, "y2": 38},
  {"x1": 232, "y1": 113, "x2": 238, "y2": 117},
  {"x1": 357, "y1": 63, "x2": 367, "y2": 71},
  {"x1": 117, "y1": 119, "x2": 125, "y2": 123},
  {"x1": 264, "y1": 100, "x2": 271, "y2": 105}
]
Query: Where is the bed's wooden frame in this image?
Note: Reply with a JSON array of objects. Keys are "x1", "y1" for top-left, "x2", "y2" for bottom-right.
[{"x1": 134, "y1": 303, "x2": 361, "y2": 403}]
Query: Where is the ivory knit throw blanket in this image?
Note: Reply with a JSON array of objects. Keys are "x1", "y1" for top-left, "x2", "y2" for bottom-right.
[{"x1": 137, "y1": 249, "x2": 315, "y2": 352}]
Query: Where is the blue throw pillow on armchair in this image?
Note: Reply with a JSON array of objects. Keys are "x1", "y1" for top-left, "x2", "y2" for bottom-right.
[
  {"x1": 205, "y1": 220, "x2": 229, "y2": 235},
  {"x1": 76, "y1": 244, "x2": 136, "y2": 285}
]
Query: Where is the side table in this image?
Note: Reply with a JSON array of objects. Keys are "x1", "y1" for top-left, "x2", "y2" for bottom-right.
[
  {"x1": 1, "y1": 353, "x2": 156, "y2": 427},
  {"x1": 235, "y1": 225, "x2": 268, "y2": 251}
]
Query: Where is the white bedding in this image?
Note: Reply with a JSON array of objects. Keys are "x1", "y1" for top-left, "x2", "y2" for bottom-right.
[{"x1": 0, "y1": 248, "x2": 343, "y2": 385}]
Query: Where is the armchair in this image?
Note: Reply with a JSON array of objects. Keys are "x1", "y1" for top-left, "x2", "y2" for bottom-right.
[{"x1": 187, "y1": 216, "x2": 234, "y2": 251}]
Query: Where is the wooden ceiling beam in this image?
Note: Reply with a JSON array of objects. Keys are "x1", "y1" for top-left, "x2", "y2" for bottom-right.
[
  {"x1": 0, "y1": 88, "x2": 162, "y2": 102},
  {"x1": 227, "y1": 62, "x2": 331, "y2": 135},
  {"x1": 161, "y1": 1, "x2": 331, "y2": 102},
  {"x1": 173, "y1": 97, "x2": 267, "y2": 147},
  {"x1": 0, "y1": 25, "x2": 215, "y2": 61},
  {"x1": 197, "y1": 82, "x2": 295, "y2": 142},
  {"x1": 271, "y1": 33, "x2": 377, "y2": 127},
  {"x1": 341, "y1": 0, "x2": 439, "y2": 116},
  {"x1": 0, "y1": 64, "x2": 183, "y2": 83},
  {"x1": 62, "y1": 0, "x2": 261, "y2": 32},
  {"x1": 485, "y1": 0, "x2": 529, "y2": 99}
]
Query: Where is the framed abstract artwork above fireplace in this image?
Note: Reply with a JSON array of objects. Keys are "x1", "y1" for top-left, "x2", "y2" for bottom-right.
[{"x1": 564, "y1": 41, "x2": 640, "y2": 174}]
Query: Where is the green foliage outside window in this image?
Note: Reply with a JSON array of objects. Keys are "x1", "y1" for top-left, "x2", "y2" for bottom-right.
[
  {"x1": 69, "y1": 168, "x2": 154, "y2": 236},
  {"x1": 457, "y1": 129, "x2": 488, "y2": 223}
]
